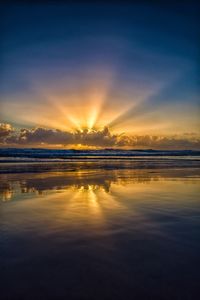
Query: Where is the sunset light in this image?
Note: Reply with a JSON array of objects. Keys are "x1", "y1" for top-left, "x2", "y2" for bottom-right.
[{"x1": 1, "y1": 3, "x2": 200, "y2": 299}]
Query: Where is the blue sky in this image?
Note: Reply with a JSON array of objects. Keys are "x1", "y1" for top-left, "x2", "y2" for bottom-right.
[{"x1": 0, "y1": 2, "x2": 199, "y2": 148}]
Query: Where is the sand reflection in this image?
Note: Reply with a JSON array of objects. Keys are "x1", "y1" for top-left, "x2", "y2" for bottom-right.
[{"x1": 1, "y1": 168, "x2": 200, "y2": 202}]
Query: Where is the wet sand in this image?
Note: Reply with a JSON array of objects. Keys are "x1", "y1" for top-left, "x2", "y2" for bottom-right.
[{"x1": 1, "y1": 162, "x2": 200, "y2": 299}]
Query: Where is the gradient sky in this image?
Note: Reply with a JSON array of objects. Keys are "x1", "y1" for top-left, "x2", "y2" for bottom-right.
[{"x1": 0, "y1": 2, "x2": 199, "y2": 148}]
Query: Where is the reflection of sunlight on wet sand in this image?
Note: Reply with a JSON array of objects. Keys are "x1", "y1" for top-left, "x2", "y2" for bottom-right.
[
  {"x1": 80, "y1": 186, "x2": 104, "y2": 220},
  {"x1": 20, "y1": 183, "x2": 129, "y2": 227},
  {"x1": 1, "y1": 168, "x2": 200, "y2": 204},
  {"x1": 95, "y1": 189, "x2": 126, "y2": 211},
  {"x1": 1, "y1": 168, "x2": 200, "y2": 251},
  {"x1": 1, "y1": 189, "x2": 13, "y2": 201},
  {"x1": 65, "y1": 186, "x2": 105, "y2": 224},
  {"x1": 66, "y1": 183, "x2": 126, "y2": 208}
]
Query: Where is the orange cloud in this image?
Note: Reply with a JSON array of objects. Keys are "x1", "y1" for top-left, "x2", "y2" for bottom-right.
[
  {"x1": 1, "y1": 123, "x2": 200, "y2": 150},
  {"x1": 0, "y1": 123, "x2": 13, "y2": 142}
]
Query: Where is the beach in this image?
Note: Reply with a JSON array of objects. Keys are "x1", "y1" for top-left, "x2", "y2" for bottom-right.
[{"x1": 1, "y1": 153, "x2": 200, "y2": 299}]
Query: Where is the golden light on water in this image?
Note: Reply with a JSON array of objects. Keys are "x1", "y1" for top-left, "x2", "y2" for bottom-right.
[{"x1": 2, "y1": 169, "x2": 200, "y2": 230}]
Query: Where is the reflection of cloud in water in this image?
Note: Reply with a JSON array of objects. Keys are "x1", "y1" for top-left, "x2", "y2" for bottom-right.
[
  {"x1": 1, "y1": 168, "x2": 199, "y2": 202},
  {"x1": 0, "y1": 182, "x2": 13, "y2": 201},
  {"x1": 1, "y1": 167, "x2": 200, "y2": 250}
]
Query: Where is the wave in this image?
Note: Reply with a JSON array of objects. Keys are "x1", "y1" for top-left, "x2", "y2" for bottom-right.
[{"x1": 0, "y1": 148, "x2": 200, "y2": 160}]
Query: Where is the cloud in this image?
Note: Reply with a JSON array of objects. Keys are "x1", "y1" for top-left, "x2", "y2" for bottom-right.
[
  {"x1": 7, "y1": 127, "x2": 72, "y2": 145},
  {"x1": 0, "y1": 123, "x2": 13, "y2": 142},
  {"x1": 1, "y1": 123, "x2": 200, "y2": 149},
  {"x1": 4, "y1": 126, "x2": 118, "y2": 147},
  {"x1": 118, "y1": 135, "x2": 200, "y2": 149}
]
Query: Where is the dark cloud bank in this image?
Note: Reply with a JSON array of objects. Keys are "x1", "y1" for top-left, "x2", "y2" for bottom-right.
[{"x1": 0, "y1": 123, "x2": 200, "y2": 150}]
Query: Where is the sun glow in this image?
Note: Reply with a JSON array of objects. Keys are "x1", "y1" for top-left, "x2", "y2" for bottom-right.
[
  {"x1": 1, "y1": 66, "x2": 199, "y2": 147},
  {"x1": 38, "y1": 73, "x2": 114, "y2": 132}
]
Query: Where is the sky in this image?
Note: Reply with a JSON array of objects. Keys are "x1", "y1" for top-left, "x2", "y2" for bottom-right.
[{"x1": 0, "y1": 1, "x2": 200, "y2": 149}]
